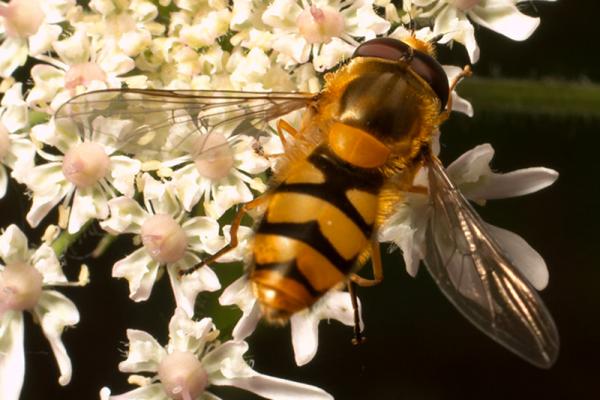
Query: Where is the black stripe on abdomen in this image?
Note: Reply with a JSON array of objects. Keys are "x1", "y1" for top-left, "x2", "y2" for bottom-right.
[{"x1": 257, "y1": 220, "x2": 355, "y2": 275}]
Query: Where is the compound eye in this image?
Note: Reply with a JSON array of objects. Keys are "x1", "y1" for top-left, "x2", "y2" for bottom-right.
[
  {"x1": 352, "y1": 38, "x2": 450, "y2": 109},
  {"x1": 352, "y1": 38, "x2": 412, "y2": 62}
]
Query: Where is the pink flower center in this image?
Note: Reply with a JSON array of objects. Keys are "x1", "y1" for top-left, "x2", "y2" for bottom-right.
[
  {"x1": 449, "y1": 0, "x2": 481, "y2": 11},
  {"x1": 62, "y1": 141, "x2": 110, "y2": 188},
  {"x1": 158, "y1": 351, "x2": 209, "y2": 400},
  {"x1": 193, "y1": 133, "x2": 235, "y2": 181},
  {"x1": 0, "y1": 262, "x2": 43, "y2": 316},
  {"x1": 0, "y1": 0, "x2": 45, "y2": 38},
  {"x1": 141, "y1": 214, "x2": 188, "y2": 264},
  {"x1": 64, "y1": 62, "x2": 108, "y2": 93},
  {"x1": 0, "y1": 123, "x2": 11, "y2": 161},
  {"x1": 297, "y1": 5, "x2": 345, "y2": 44}
]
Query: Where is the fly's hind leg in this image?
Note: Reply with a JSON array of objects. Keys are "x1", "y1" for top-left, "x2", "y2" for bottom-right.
[
  {"x1": 347, "y1": 238, "x2": 384, "y2": 344},
  {"x1": 347, "y1": 280, "x2": 366, "y2": 345},
  {"x1": 350, "y1": 238, "x2": 384, "y2": 287},
  {"x1": 179, "y1": 194, "x2": 270, "y2": 276}
]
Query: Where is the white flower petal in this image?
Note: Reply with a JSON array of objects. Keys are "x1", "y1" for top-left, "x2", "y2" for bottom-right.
[
  {"x1": 26, "y1": 66, "x2": 66, "y2": 110},
  {"x1": 0, "y1": 166, "x2": 6, "y2": 199},
  {"x1": 0, "y1": 224, "x2": 30, "y2": 263},
  {"x1": 378, "y1": 193, "x2": 430, "y2": 276},
  {"x1": 99, "y1": 51, "x2": 135, "y2": 76},
  {"x1": 0, "y1": 311, "x2": 25, "y2": 400},
  {"x1": 290, "y1": 311, "x2": 319, "y2": 366},
  {"x1": 32, "y1": 244, "x2": 66, "y2": 285},
  {"x1": 167, "y1": 310, "x2": 215, "y2": 355},
  {"x1": 464, "y1": 167, "x2": 559, "y2": 201},
  {"x1": 28, "y1": 23, "x2": 62, "y2": 56},
  {"x1": 68, "y1": 186, "x2": 109, "y2": 234},
  {"x1": 218, "y1": 277, "x2": 261, "y2": 341},
  {"x1": 6, "y1": 137, "x2": 36, "y2": 181},
  {"x1": 184, "y1": 216, "x2": 221, "y2": 251},
  {"x1": 33, "y1": 290, "x2": 79, "y2": 386},
  {"x1": 207, "y1": 179, "x2": 252, "y2": 219},
  {"x1": 313, "y1": 38, "x2": 355, "y2": 72},
  {"x1": 469, "y1": 1, "x2": 540, "y2": 41},
  {"x1": 103, "y1": 384, "x2": 166, "y2": 400},
  {"x1": 232, "y1": 300, "x2": 261, "y2": 342},
  {"x1": 315, "y1": 291, "x2": 361, "y2": 327},
  {"x1": 485, "y1": 223, "x2": 549, "y2": 290},
  {"x1": 216, "y1": 225, "x2": 252, "y2": 262},
  {"x1": 172, "y1": 165, "x2": 203, "y2": 212},
  {"x1": 107, "y1": 156, "x2": 141, "y2": 197},
  {"x1": 32, "y1": 119, "x2": 79, "y2": 155},
  {"x1": 112, "y1": 248, "x2": 160, "y2": 302},
  {"x1": 207, "y1": 341, "x2": 333, "y2": 400},
  {"x1": 1, "y1": 83, "x2": 28, "y2": 132},
  {"x1": 167, "y1": 260, "x2": 220, "y2": 318},
  {"x1": 447, "y1": 143, "x2": 494, "y2": 184},
  {"x1": 0, "y1": 37, "x2": 27, "y2": 78},
  {"x1": 26, "y1": 182, "x2": 72, "y2": 228},
  {"x1": 119, "y1": 329, "x2": 165, "y2": 373},
  {"x1": 100, "y1": 197, "x2": 147, "y2": 235},
  {"x1": 447, "y1": 143, "x2": 559, "y2": 201}
]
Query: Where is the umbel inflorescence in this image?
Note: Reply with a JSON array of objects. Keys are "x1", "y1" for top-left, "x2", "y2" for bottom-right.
[{"x1": 0, "y1": 0, "x2": 557, "y2": 399}]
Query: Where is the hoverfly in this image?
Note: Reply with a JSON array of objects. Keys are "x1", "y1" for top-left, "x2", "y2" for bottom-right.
[{"x1": 56, "y1": 37, "x2": 559, "y2": 368}]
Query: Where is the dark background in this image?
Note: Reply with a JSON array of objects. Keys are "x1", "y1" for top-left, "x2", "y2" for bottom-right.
[{"x1": 5, "y1": 1, "x2": 599, "y2": 399}]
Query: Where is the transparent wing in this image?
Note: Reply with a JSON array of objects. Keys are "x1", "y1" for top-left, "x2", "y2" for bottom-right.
[
  {"x1": 54, "y1": 88, "x2": 316, "y2": 160},
  {"x1": 423, "y1": 155, "x2": 559, "y2": 368}
]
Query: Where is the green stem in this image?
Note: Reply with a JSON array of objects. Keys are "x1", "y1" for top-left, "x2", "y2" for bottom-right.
[
  {"x1": 50, "y1": 220, "x2": 93, "y2": 257},
  {"x1": 458, "y1": 78, "x2": 600, "y2": 118}
]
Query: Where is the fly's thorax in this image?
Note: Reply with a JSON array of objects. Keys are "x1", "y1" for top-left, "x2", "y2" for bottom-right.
[{"x1": 321, "y1": 58, "x2": 441, "y2": 166}]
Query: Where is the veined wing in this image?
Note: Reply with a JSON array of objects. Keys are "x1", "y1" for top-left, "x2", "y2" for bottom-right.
[
  {"x1": 54, "y1": 89, "x2": 316, "y2": 160},
  {"x1": 423, "y1": 155, "x2": 559, "y2": 368}
]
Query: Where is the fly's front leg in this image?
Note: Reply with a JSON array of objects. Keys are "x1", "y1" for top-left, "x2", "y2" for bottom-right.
[
  {"x1": 350, "y1": 238, "x2": 383, "y2": 287},
  {"x1": 439, "y1": 65, "x2": 472, "y2": 122},
  {"x1": 179, "y1": 194, "x2": 270, "y2": 276}
]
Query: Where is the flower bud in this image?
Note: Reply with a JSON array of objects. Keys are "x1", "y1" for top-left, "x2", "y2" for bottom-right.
[
  {"x1": 297, "y1": 5, "x2": 344, "y2": 44},
  {"x1": 449, "y1": 0, "x2": 481, "y2": 11},
  {"x1": 0, "y1": 123, "x2": 10, "y2": 161},
  {"x1": 0, "y1": 0, "x2": 45, "y2": 38},
  {"x1": 0, "y1": 262, "x2": 43, "y2": 315},
  {"x1": 64, "y1": 62, "x2": 107, "y2": 92},
  {"x1": 141, "y1": 214, "x2": 188, "y2": 264},
  {"x1": 158, "y1": 351, "x2": 209, "y2": 400},
  {"x1": 62, "y1": 141, "x2": 110, "y2": 188},
  {"x1": 193, "y1": 133, "x2": 234, "y2": 181}
]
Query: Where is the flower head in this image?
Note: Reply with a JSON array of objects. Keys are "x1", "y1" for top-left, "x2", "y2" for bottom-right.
[
  {"x1": 262, "y1": 0, "x2": 390, "y2": 71},
  {"x1": 411, "y1": 0, "x2": 555, "y2": 63},
  {"x1": 101, "y1": 308, "x2": 334, "y2": 400},
  {"x1": 100, "y1": 173, "x2": 248, "y2": 316},
  {"x1": 0, "y1": 224, "x2": 82, "y2": 400},
  {"x1": 24, "y1": 117, "x2": 141, "y2": 233}
]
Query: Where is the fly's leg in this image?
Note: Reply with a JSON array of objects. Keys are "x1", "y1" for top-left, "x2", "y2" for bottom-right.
[
  {"x1": 276, "y1": 119, "x2": 299, "y2": 151},
  {"x1": 438, "y1": 65, "x2": 472, "y2": 122},
  {"x1": 350, "y1": 239, "x2": 384, "y2": 287},
  {"x1": 253, "y1": 119, "x2": 298, "y2": 159},
  {"x1": 179, "y1": 194, "x2": 270, "y2": 276},
  {"x1": 347, "y1": 280, "x2": 366, "y2": 345}
]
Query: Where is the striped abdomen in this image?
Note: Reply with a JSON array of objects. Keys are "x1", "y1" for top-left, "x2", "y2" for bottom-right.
[{"x1": 249, "y1": 129, "x2": 386, "y2": 321}]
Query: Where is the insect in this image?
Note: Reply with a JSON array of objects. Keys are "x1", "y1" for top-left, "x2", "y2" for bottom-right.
[{"x1": 56, "y1": 37, "x2": 559, "y2": 368}]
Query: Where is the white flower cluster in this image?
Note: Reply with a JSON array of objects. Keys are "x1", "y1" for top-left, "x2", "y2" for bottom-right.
[{"x1": 0, "y1": 0, "x2": 556, "y2": 398}]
